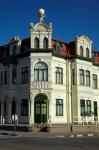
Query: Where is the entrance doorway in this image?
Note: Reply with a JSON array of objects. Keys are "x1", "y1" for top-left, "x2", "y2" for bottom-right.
[{"x1": 34, "y1": 94, "x2": 48, "y2": 124}]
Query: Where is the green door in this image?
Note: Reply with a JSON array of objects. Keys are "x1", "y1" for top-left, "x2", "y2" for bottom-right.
[{"x1": 34, "y1": 100, "x2": 47, "y2": 124}]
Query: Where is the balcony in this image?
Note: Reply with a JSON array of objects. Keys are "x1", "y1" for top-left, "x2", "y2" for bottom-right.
[{"x1": 31, "y1": 81, "x2": 52, "y2": 89}]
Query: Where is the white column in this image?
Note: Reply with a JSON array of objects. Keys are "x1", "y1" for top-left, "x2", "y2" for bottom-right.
[{"x1": 31, "y1": 99, "x2": 34, "y2": 124}]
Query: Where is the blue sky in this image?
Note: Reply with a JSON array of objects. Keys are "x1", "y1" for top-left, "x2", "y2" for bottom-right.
[{"x1": 0, "y1": 0, "x2": 99, "y2": 50}]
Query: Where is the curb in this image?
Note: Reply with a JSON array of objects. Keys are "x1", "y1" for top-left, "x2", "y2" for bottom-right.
[
  {"x1": 57, "y1": 133, "x2": 99, "y2": 138},
  {"x1": 69, "y1": 133, "x2": 97, "y2": 138}
]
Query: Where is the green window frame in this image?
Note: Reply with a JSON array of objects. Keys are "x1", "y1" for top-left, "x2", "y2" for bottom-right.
[
  {"x1": 86, "y1": 70, "x2": 90, "y2": 86},
  {"x1": 21, "y1": 99, "x2": 28, "y2": 116},
  {"x1": 80, "y1": 99, "x2": 85, "y2": 116},
  {"x1": 21, "y1": 66, "x2": 28, "y2": 84},
  {"x1": 86, "y1": 100, "x2": 91, "y2": 116},
  {"x1": 34, "y1": 62, "x2": 48, "y2": 81},
  {"x1": 56, "y1": 99, "x2": 63, "y2": 116},
  {"x1": 79, "y1": 69, "x2": 84, "y2": 85},
  {"x1": 93, "y1": 74, "x2": 97, "y2": 89},
  {"x1": 56, "y1": 67, "x2": 63, "y2": 84},
  {"x1": 93, "y1": 101, "x2": 97, "y2": 117}
]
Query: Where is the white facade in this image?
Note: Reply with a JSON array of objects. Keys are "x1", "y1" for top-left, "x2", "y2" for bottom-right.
[{"x1": 0, "y1": 12, "x2": 99, "y2": 128}]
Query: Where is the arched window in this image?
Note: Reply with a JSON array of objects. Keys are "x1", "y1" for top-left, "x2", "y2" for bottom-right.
[
  {"x1": 43, "y1": 37, "x2": 48, "y2": 49},
  {"x1": 80, "y1": 46, "x2": 83, "y2": 56},
  {"x1": 56, "y1": 42, "x2": 61, "y2": 54},
  {"x1": 86, "y1": 48, "x2": 89, "y2": 57},
  {"x1": 34, "y1": 62, "x2": 48, "y2": 81},
  {"x1": 34, "y1": 37, "x2": 39, "y2": 49},
  {"x1": 13, "y1": 45, "x2": 17, "y2": 56}
]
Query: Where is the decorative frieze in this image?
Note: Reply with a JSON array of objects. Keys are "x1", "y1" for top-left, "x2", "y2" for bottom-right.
[{"x1": 31, "y1": 81, "x2": 51, "y2": 89}]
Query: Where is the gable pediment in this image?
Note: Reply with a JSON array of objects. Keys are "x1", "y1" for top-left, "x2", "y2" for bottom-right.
[{"x1": 76, "y1": 35, "x2": 92, "y2": 44}]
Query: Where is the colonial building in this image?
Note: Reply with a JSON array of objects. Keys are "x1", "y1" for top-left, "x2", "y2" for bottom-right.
[{"x1": 0, "y1": 9, "x2": 99, "y2": 132}]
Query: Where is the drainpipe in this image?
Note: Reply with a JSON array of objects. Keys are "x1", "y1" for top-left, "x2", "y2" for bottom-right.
[{"x1": 70, "y1": 60, "x2": 74, "y2": 132}]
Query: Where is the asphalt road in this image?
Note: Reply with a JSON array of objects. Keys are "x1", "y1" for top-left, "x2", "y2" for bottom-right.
[{"x1": 0, "y1": 136, "x2": 99, "y2": 150}]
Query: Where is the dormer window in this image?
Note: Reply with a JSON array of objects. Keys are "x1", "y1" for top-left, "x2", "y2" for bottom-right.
[
  {"x1": 34, "y1": 37, "x2": 39, "y2": 49},
  {"x1": 13, "y1": 45, "x2": 17, "y2": 56},
  {"x1": 43, "y1": 37, "x2": 48, "y2": 49},
  {"x1": 80, "y1": 46, "x2": 83, "y2": 56},
  {"x1": 56, "y1": 42, "x2": 61, "y2": 54},
  {"x1": 86, "y1": 48, "x2": 89, "y2": 57}
]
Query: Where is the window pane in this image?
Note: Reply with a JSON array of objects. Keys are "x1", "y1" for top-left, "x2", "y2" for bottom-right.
[
  {"x1": 21, "y1": 99, "x2": 28, "y2": 116},
  {"x1": 80, "y1": 46, "x2": 83, "y2": 56},
  {"x1": 94, "y1": 101, "x2": 97, "y2": 116},
  {"x1": 34, "y1": 70, "x2": 38, "y2": 81},
  {"x1": 35, "y1": 104, "x2": 40, "y2": 114},
  {"x1": 80, "y1": 99, "x2": 85, "y2": 116},
  {"x1": 86, "y1": 71, "x2": 90, "y2": 86},
  {"x1": 56, "y1": 99, "x2": 63, "y2": 116},
  {"x1": 21, "y1": 66, "x2": 28, "y2": 84},
  {"x1": 93, "y1": 74, "x2": 97, "y2": 89},
  {"x1": 44, "y1": 70, "x2": 48, "y2": 81},
  {"x1": 86, "y1": 100, "x2": 91, "y2": 116},
  {"x1": 43, "y1": 38, "x2": 48, "y2": 49},
  {"x1": 39, "y1": 70, "x2": 43, "y2": 81},
  {"x1": 86, "y1": 48, "x2": 89, "y2": 57},
  {"x1": 79, "y1": 69, "x2": 84, "y2": 85},
  {"x1": 34, "y1": 38, "x2": 39, "y2": 49},
  {"x1": 56, "y1": 67, "x2": 63, "y2": 84}
]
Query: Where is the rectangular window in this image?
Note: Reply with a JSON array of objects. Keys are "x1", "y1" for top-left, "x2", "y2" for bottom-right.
[
  {"x1": 4, "y1": 101, "x2": 6, "y2": 117},
  {"x1": 21, "y1": 66, "x2": 28, "y2": 84},
  {"x1": 79, "y1": 69, "x2": 84, "y2": 85},
  {"x1": 93, "y1": 74, "x2": 97, "y2": 89},
  {"x1": 56, "y1": 99, "x2": 63, "y2": 116},
  {"x1": 93, "y1": 101, "x2": 97, "y2": 116},
  {"x1": 4, "y1": 70, "x2": 7, "y2": 84},
  {"x1": 86, "y1": 70, "x2": 90, "y2": 86},
  {"x1": 12, "y1": 68, "x2": 17, "y2": 84},
  {"x1": 86, "y1": 100, "x2": 91, "y2": 116},
  {"x1": 1, "y1": 71, "x2": 3, "y2": 85},
  {"x1": 21, "y1": 99, "x2": 28, "y2": 116},
  {"x1": 80, "y1": 99, "x2": 85, "y2": 116},
  {"x1": 56, "y1": 67, "x2": 63, "y2": 84}
]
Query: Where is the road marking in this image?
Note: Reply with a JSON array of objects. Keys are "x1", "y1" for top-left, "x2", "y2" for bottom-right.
[
  {"x1": 77, "y1": 134, "x2": 83, "y2": 137},
  {"x1": 57, "y1": 135, "x2": 65, "y2": 138},
  {"x1": 70, "y1": 135, "x2": 74, "y2": 138},
  {"x1": 88, "y1": 134, "x2": 93, "y2": 137}
]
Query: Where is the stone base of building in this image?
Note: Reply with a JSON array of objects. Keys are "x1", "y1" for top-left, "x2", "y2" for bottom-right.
[{"x1": 0, "y1": 124, "x2": 99, "y2": 134}]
